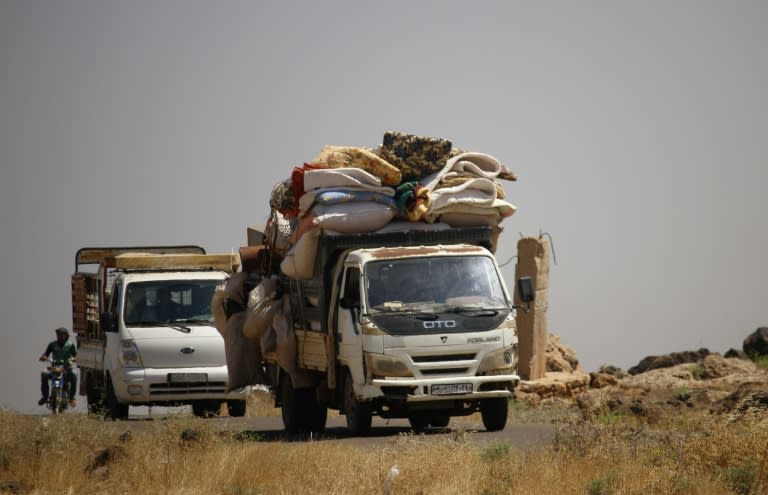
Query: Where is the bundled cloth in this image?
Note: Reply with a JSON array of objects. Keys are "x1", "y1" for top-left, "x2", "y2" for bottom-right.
[
  {"x1": 420, "y1": 152, "x2": 517, "y2": 226},
  {"x1": 377, "y1": 131, "x2": 453, "y2": 183},
  {"x1": 313, "y1": 145, "x2": 401, "y2": 186}
]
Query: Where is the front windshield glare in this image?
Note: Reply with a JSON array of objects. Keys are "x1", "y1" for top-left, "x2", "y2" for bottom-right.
[
  {"x1": 123, "y1": 280, "x2": 218, "y2": 326},
  {"x1": 365, "y1": 256, "x2": 508, "y2": 311}
]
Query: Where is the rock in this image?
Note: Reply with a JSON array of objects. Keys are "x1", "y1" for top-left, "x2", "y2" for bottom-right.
[
  {"x1": 518, "y1": 371, "x2": 590, "y2": 401},
  {"x1": 724, "y1": 348, "x2": 748, "y2": 359},
  {"x1": 545, "y1": 333, "x2": 581, "y2": 373},
  {"x1": 628, "y1": 348, "x2": 710, "y2": 375},
  {"x1": 0, "y1": 481, "x2": 22, "y2": 494},
  {"x1": 589, "y1": 372, "x2": 619, "y2": 389},
  {"x1": 85, "y1": 445, "x2": 126, "y2": 476},
  {"x1": 743, "y1": 327, "x2": 768, "y2": 357},
  {"x1": 180, "y1": 428, "x2": 199, "y2": 443},
  {"x1": 598, "y1": 365, "x2": 627, "y2": 379}
]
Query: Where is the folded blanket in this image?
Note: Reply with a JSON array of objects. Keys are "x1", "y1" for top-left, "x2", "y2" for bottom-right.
[
  {"x1": 313, "y1": 145, "x2": 402, "y2": 186},
  {"x1": 298, "y1": 185, "x2": 395, "y2": 216},
  {"x1": 303, "y1": 167, "x2": 382, "y2": 192},
  {"x1": 424, "y1": 198, "x2": 517, "y2": 224},
  {"x1": 379, "y1": 131, "x2": 453, "y2": 182},
  {"x1": 421, "y1": 152, "x2": 503, "y2": 190},
  {"x1": 429, "y1": 177, "x2": 499, "y2": 211}
]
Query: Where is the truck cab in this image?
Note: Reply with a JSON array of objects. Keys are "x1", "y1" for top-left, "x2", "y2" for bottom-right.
[{"x1": 72, "y1": 246, "x2": 248, "y2": 419}]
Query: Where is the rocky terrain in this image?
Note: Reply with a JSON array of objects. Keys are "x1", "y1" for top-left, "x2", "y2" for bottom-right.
[{"x1": 517, "y1": 328, "x2": 768, "y2": 424}]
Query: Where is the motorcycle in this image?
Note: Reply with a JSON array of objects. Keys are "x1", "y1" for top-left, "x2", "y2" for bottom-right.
[{"x1": 45, "y1": 359, "x2": 74, "y2": 414}]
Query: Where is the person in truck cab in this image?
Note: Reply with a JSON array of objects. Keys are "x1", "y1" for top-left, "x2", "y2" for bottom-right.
[
  {"x1": 38, "y1": 327, "x2": 78, "y2": 407},
  {"x1": 156, "y1": 288, "x2": 182, "y2": 322}
]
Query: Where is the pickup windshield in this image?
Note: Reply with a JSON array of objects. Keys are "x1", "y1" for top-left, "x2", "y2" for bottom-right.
[
  {"x1": 123, "y1": 280, "x2": 218, "y2": 327},
  {"x1": 364, "y1": 255, "x2": 509, "y2": 314}
]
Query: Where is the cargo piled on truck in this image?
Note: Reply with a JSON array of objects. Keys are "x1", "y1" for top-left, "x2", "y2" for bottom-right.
[{"x1": 214, "y1": 131, "x2": 533, "y2": 435}]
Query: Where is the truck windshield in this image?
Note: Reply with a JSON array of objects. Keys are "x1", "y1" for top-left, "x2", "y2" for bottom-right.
[
  {"x1": 123, "y1": 280, "x2": 218, "y2": 326},
  {"x1": 365, "y1": 255, "x2": 508, "y2": 313}
]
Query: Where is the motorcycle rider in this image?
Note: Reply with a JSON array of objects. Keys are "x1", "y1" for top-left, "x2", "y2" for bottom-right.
[{"x1": 38, "y1": 327, "x2": 78, "y2": 407}]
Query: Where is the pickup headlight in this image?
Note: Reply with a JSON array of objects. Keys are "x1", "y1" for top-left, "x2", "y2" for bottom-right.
[
  {"x1": 365, "y1": 353, "x2": 413, "y2": 378},
  {"x1": 119, "y1": 339, "x2": 143, "y2": 368},
  {"x1": 477, "y1": 345, "x2": 517, "y2": 375}
]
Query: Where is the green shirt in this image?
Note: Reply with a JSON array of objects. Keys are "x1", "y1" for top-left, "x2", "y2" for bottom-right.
[{"x1": 44, "y1": 340, "x2": 77, "y2": 363}]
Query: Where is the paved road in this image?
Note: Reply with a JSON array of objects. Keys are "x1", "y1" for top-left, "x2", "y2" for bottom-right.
[{"x1": 112, "y1": 414, "x2": 557, "y2": 450}]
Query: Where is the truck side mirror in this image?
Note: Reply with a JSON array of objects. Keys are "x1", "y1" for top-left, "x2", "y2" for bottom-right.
[
  {"x1": 100, "y1": 312, "x2": 117, "y2": 333},
  {"x1": 517, "y1": 276, "x2": 535, "y2": 303}
]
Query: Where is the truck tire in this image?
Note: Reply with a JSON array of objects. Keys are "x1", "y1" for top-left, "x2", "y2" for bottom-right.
[
  {"x1": 226, "y1": 399, "x2": 247, "y2": 417},
  {"x1": 480, "y1": 398, "x2": 508, "y2": 432},
  {"x1": 280, "y1": 376, "x2": 327, "y2": 434},
  {"x1": 105, "y1": 374, "x2": 129, "y2": 420},
  {"x1": 343, "y1": 372, "x2": 372, "y2": 436},
  {"x1": 192, "y1": 400, "x2": 222, "y2": 418}
]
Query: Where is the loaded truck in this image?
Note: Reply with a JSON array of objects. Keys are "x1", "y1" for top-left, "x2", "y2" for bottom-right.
[
  {"x1": 71, "y1": 246, "x2": 249, "y2": 419},
  {"x1": 247, "y1": 223, "x2": 533, "y2": 435}
]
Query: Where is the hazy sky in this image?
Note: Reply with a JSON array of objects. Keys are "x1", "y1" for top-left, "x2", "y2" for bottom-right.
[{"x1": 1, "y1": 1, "x2": 766, "y2": 413}]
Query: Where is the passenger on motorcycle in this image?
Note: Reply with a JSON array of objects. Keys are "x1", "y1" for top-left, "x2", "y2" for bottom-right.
[{"x1": 38, "y1": 327, "x2": 78, "y2": 407}]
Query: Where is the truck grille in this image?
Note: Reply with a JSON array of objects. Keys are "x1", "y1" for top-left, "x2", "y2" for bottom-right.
[
  {"x1": 149, "y1": 382, "x2": 227, "y2": 395},
  {"x1": 420, "y1": 368, "x2": 470, "y2": 375},
  {"x1": 412, "y1": 353, "x2": 476, "y2": 363}
]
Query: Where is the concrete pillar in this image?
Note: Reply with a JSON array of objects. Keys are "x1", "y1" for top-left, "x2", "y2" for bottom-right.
[{"x1": 514, "y1": 237, "x2": 550, "y2": 380}]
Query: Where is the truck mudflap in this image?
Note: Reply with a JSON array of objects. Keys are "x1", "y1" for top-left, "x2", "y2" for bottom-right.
[{"x1": 367, "y1": 374, "x2": 519, "y2": 403}]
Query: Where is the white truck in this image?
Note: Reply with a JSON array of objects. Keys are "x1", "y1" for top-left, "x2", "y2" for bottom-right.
[
  {"x1": 71, "y1": 246, "x2": 248, "y2": 419},
  {"x1": 249, "y1": 224, "x2": 533, "y2": 435}
]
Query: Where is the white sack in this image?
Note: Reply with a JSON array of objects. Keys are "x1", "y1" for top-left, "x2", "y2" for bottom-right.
[
  {"x1": 243, "y1": 276, "x2": 281, "y2": 341},
  {"x1": 280, "y1": 226, "x2": 320, "y2": 280},
  {"x1": 312, "y1": 201, "x2": 396, "y2": 234}
]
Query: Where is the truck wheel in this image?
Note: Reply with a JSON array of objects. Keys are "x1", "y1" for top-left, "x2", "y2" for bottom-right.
[
  {"x1": 226, "y1": 399, "x2": 247, "y2": 417},
  {"x1": 105, "y1": 374, "x2": 129, "y2": 420},
  {"x1": 192, "y1": 400, "x2": 222, "y2": 418},
  {"x1": 305, "y1": 393, "x2": 327, "y2": 434},
  {"x1": 343, "y1": 372, "x2": 372, "y2": 436},
  {"x1": 428, "y1": 414, "x2": 451, "y2": 428},
  {"x1": 480, "y1": 398, "x2": 508, "y2": 432},
  {"x1": 408, "y1": 414, "x2": 429, "y2": 432},
  {"x1": 280, "y1": 377, "x2": 303, "y2": 434}
]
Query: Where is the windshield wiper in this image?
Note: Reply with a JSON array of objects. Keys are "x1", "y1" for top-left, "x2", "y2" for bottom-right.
[
  {"x1": 442, "y1": 306, "x2": 505, "y2": 317},
  {"x1": 173, "y1": 318, "x2": 212, "y2": 325},
  {"x1": 129, "y1": 320, "x2": 191, "y2": 333}
]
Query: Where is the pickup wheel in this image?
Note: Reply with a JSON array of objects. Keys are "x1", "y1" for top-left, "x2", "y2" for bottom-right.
[
  {"x1": 105, "y1": 374, "x2": 129, "y2": 421},
  {"x1": 343, "y1": 372, "x2": 372, "y2": 436},
  {"x1": 226, "y1": 399, "x2": 247, "y2": 417},
  {"x1": 192, "y1": 400, "x2": 222, "y2": 418},
  {"x1": 480, "y1": 398, "x2": 508, "y2": 432}
]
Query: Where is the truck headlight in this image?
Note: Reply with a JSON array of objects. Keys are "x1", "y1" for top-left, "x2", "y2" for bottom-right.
[
  {"x1": 365, "y1": 353, "x2": 413, "y2": 378},
  {"x1": 477, "y1": 345, "x2": 517, "y2": 375},
  {"x1": 119, "y1": 340, "x2": 143, "y2": 368}
]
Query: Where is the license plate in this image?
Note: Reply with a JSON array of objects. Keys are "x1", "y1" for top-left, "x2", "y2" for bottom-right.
[
  {"x1": 431, "y1": 383, "x2": 472, "y2": 395},
  {"x1": 168, "y1": 373, "x2": 207, "y2": 383}
]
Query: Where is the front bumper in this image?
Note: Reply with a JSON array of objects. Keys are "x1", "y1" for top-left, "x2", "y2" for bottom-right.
[
  {"x1": 112, "y1": 366, "x2": 249, "y2": 404},
  {"x1": 367, "y1": 373, "x2": 519, "y2": 402}
]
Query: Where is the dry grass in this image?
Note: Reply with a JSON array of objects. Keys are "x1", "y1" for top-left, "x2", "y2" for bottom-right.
[{"x1": 2, "y1": 396, "x2": 768, "y2": 495}]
